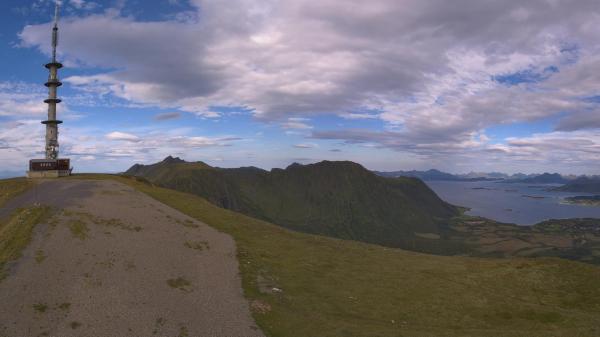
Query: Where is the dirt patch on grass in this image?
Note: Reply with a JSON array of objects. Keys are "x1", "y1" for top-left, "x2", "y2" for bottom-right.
[{"x1": 251, "y1": 300, "x2": 272, "y2": 314}]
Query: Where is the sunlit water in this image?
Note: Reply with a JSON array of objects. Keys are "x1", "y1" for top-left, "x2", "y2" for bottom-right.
[{"x1": 425, "y1": 180, "x2": 600, "y2": 225}]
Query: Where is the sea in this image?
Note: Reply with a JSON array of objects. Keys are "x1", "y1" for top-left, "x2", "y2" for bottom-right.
[{"x1": 425, "y1": 180, "x2": 600, "y2": 225}]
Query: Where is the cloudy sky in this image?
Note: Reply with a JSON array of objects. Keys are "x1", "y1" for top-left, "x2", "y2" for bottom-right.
[{"x1": 1, "y1": 0, "x2": 599, "y2": 175}]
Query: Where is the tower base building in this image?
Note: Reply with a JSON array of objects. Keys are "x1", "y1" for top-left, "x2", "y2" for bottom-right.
[{"x1": 27, "y1": 159, "x2": 71, "y2": 178}]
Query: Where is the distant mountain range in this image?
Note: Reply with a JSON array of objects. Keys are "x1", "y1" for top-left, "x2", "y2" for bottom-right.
[
  {"x1": 373, "y1": 169, "x2": 536, "y2": 182},
  {"x1": 374, "y1": 169, "x2": 583, "y2": 184},
  {"x1": 505, "y1": 172, "x2": 570, "y2": 184},
  {"x1": 554, "y1": 176, "x2": 600, "y2": 193},
  {"x1": 0, "y1": 171, "x2": 23, "y2": 179},
  {"x1": 375, "y1": 169, "x2": 469, "y2": 181},
  {"x1": 375, "y1": 169, "x2": 600, "y2": 193},
  {"x1": 126, "y1": 157, "x2": 461, "y2": 251}
]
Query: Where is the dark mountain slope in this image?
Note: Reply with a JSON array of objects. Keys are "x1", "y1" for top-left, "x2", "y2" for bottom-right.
[{"x1": 126, "y1": 157, "x2": 460, "y2": 250}]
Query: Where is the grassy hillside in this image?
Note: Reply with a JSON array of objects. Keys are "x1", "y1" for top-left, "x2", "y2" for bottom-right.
[
  {"x1": 126, "y1": 157, "x2": 460, "y2": 251},
  {"x1": 84, "y1": 174, "x2": 600, "y2": 337}
]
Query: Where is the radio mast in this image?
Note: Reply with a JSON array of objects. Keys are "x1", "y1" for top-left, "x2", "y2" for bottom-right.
[
  {"x1": 43, "y1": 1, "x2": 63, "y2": 160},
  {"x1": 28, "y1": 1, "x2": 72, "y2": 178}
]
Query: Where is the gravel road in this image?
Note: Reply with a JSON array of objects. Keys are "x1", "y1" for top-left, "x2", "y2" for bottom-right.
[{"x1": 0, "y1": 179, "x2": 264, "y2": 337}]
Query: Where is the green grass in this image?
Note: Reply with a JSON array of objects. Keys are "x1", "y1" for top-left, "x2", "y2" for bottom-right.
[
  {"x1": 93, "y1": 216, "x2": 142, "y2": 232},
  {"x1": 34, "y1": 249, "x2": 46, "y2": 263},
  {"x1": 0, "y1": 178, "x2": 32, "y2": 209},
  {"x1": 32, "y1": 303, "x2": 48, "y2": 313},
  {"x1": 153, "y1": 317, "x2": 167, "y2": 335},
  {"x1": 78, "y1": 174, "x2": 600, "y2": 337},
  {"x1": 0, "y1": 206, "x2": 52, "y2": 279},
  {"x1": 67, "y1": 218, "x2": 88, "y2": 240},
  {"x1": 184, "y1": 240, "x2": 209, "y2": 251},
  {"x1": 178, "y1": 326, "x2": 189, "y2": 337},
  {"x1": 62, "y1": 210, "x2": 141, "y2": 238},
  {"x1": 167, "y1": 277, "x2": 192, "y2": 292},
  {"x1": 58, "y1": 302, "x2": 71, "y2": 311},
  {"x1": 0, "y1": 178, "x2": 50, "y2": 280}
]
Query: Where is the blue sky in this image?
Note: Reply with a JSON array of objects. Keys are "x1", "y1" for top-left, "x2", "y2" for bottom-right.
[{"x1": 1, "y1": 0, "x2": 600, "y2": 175}]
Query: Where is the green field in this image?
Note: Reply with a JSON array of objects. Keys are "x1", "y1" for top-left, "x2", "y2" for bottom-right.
[{"x1": 87, "y1": 174, "x2": 600, "y2": 337}]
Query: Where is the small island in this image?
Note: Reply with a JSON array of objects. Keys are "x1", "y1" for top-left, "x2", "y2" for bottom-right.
[
  {"x1": 522, "y1": 195, "x2": 546, "y2": 200},
  {"x1": 564, "y1": 195, "x2": 600, "y2": 207}
]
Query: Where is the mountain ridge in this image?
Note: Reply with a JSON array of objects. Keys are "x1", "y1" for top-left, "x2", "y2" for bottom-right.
[
  {"x1": 374, "y1": 169, "x2": 579, "y2": 183},
  {"x1": 126, "y1": 157, "x2": 461, "y2": 251},
  {"x1": 502, "y1": 172, "x2": 570, "y2": 184}
]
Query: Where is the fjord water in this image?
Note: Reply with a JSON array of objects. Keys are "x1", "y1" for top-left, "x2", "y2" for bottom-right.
[{"x1": 426, "y1": 180, "x2": 600, "y2": 225}]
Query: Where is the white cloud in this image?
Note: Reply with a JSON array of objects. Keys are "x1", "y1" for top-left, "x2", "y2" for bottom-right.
[
  {"x1": 0, "y1": 82, "x2": 46, "y2": 117},
  {"x1": 281, "y1": 117, "x2": 312, "y2": 130},
  {"x1": 15, "y1": 0, "x2": 600, "y2": 172},
  {"x1": 339, "y1": 113, "x2": 380, "y2": 120},
  {"x1": 20, "y1": 0, "x2": 600, "y2": 118},
  {"x1": 68, "y1": 0, "x2": 98, "y2": 10},
  {"x1": 0, "y1": 116, "x2": 245, "y2": 173},
  {"x1": 293, "y1": 143, "x2": 318, "y2": 149},
  {"x1": 106, "y1": 131, "x2": 141, "y2": 142}
]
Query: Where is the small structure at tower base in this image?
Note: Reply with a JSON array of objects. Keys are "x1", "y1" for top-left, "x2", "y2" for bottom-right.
[{"x1": 27, "y1": 159, "x2": 72, "y2": 178}]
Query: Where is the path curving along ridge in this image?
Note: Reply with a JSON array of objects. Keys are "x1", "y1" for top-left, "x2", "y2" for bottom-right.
[{"x1": 0, "y1": 179, "x2": 264, "y2": 337}]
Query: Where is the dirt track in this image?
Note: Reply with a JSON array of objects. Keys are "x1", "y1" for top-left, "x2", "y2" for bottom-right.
[{"x1": 0, "y1": 179, "x2": 264, "y2": 337}]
